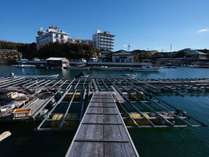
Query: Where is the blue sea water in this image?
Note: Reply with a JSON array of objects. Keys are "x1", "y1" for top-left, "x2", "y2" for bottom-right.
[{"x1": 0, "y1": 66, "x2": 209, "y2": 157}]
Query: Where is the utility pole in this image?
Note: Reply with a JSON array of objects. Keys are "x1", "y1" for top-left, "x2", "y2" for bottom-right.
[
  {"x1": 128, "y1": 44, "x2": 131, "y2": 51},
  {"x1": 170, "y1": 44, "x2": 173, "y2": 52}
]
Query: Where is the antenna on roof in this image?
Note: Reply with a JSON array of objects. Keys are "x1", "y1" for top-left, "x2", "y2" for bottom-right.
[
  {"x1": 128, "y1": 44, "x2": 131, "y2": 51},
  {"x1": 170, "y1": 44, "x2": 173, "y2": 52}
]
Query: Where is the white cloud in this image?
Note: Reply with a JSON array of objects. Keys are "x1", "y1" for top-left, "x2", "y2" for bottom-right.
[{"x1": 197, "y1": 28, "x2": 209, "y2": 33}]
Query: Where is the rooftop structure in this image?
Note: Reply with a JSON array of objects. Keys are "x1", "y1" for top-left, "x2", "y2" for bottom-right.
[
  {"x1": 70, "y1": 38, "x2": 93, "y2": 45},
  {"x1": 93, "y1": 30, "x2": 115, "y2": 51},
  {"x1": 112, "y1": 51, "x2": 136, "y2": 63},
  {"x1": 36, "y1": 26, "x2": 70, "y2": 48}
]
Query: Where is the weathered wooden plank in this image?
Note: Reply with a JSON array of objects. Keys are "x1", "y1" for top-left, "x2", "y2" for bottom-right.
[
  {"x1": 104, "y1": 143, "x2": 137, "y2": 157},
  {"x1": 89, "y1": 102, "x2": 115, "y2": 107},
  {"x1": 65, "y1": 92, "x2": 139, "y2": 157},
  {"x1": 103, "y1": 114, "x2": 122, "y2": 124},
  {"x1": 89, "y1": 106, "x2": 115, "y2": 108},
  {"x1": 91, "y1": 100, "x2": 115, "y2": 103},
  {"x1": 71, "y1": 129, "x2": 135, "y2": 156},
  {"x1": 82, "y1": 114, "x2": 122, "y2": 124},
  {"x1": 103, "y1": 108, "x2": 118, "y2": 114},
  {"x1": 86, "y1": 107, "x2": 118, "y2": 114},
  {"x1": 68, "y1": 142, "x2": 103, "y2": 157},
  {"x1": 75, "y1": 124, "x2": 128, "y2": 142},
  {"x1": 75, "y1": 124, "x2": 103, "y2": 141},
  {"x1": 103, "y1": 125, "x2": 129, "y2": 142}
]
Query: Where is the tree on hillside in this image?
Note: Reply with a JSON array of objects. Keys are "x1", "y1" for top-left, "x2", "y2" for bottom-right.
[
  {"x1": 0, "y1": 41, "x2": 98, "y2": 59},
  {"x1": 37, "y1": 43, "x2": 98, "y2": 59}
]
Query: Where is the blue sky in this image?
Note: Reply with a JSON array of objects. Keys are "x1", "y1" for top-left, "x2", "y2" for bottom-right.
[{"x1": 0, "y1": 0, "x2": 209, "y2": 51}]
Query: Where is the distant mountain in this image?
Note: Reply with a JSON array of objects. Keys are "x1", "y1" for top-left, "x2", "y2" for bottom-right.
[{"x1": 111, "y1": 48, "x2": 209, "y2": 60}]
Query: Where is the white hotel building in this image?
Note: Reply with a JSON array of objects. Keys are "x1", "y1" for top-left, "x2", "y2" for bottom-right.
[
  {"x1": 36, "y1": 26, "x2": 69, "y2": 48},
  {"x1": 93, "y1": 30, "x2": 114, "y2": 51}
]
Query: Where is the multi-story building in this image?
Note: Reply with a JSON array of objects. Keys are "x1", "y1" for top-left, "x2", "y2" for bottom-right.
[
  {"x1": 70, "y1": 38, "x2": 93, "y2": 45},
  {"x1": 36, "y1": 26, "x2": 69, "y2": 48},
  {"x1": 92, "y1": 30, "x2": 114, "y2": 51}
]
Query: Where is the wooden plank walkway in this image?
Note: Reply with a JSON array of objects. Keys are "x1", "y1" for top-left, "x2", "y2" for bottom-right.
[{"x1": 65, "y1": 92, "x2": 139, "y2": 157}]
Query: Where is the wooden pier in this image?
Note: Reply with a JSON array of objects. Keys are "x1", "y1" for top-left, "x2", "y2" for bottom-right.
[
  {"x1": 0, "y1": 76, "x2": 207, "y2": 128},
  {"x1": 1, "y1": 76, "x2": 209, "y2": 156},
  {"x1": 65, "y1": 92, "x2": 139, "y2": 157}
]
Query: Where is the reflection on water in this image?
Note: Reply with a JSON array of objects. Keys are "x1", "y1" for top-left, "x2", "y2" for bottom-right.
[
  {"x1": 131, "y1": 96, "x2": 209, "y2": 157},
  {"x1": 2, "y1": 66, "x2": 209, "y2": 80}
]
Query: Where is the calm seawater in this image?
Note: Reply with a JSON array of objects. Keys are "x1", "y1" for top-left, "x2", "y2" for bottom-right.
[{"x1": 0, "y1": 66, "x2": 209, "y2": 157}]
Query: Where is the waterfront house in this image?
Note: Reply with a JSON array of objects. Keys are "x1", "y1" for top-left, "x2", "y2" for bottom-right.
[
  {"x1": 192, "y1": 50, "x2": 208, "y2": 60},
  {"x1": 112, "y1": 51, "x2": 137, "y2": 63},
  {"x1": 88, "y1": 57, "x2": 98, "y2": 63},
  {"x1": 46, "y1": 57, "x2": 69, "y2": 68}
]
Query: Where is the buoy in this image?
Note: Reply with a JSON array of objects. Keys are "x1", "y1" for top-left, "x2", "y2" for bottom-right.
[{"x1": 0, "y1": 131, "x2": 11, "y2": 142}]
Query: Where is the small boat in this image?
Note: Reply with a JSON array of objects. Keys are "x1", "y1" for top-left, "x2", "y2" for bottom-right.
[
  {"x1": 133, "y1": 66, "x2": 160, "y2": 72},
  {"x1": 132, "y1": 63, "x2": 160, "y2": 72},
  {"x1": 15, "y1": 74, "x2": 59, "y2": 79},
  {"x1": 0, "y1": 131, "x2": 11, "y2": 142},
  {"x1": 12, "y1": 64, "x2": 36, "y2": 68}
]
